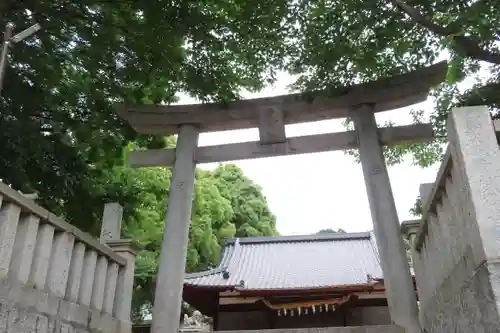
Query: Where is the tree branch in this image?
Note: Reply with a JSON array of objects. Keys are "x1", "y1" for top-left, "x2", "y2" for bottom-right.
[{"x1": 392, "y1": 0, "x2": 500, "y2": 64}]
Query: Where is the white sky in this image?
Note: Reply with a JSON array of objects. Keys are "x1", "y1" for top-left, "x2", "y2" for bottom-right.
[{"x1": 178, "y1": 72, "x2": 440, "y2": 235}]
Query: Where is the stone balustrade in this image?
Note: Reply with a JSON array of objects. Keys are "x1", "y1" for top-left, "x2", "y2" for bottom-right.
[
  {"x1": 0, "y1": 181, "x2": 136, "y2": 333},
  {"x1": 402, "y1": 106, "x2": 500, "y2": 333}
]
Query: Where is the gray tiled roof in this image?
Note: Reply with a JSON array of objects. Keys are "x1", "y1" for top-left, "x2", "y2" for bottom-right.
[{"x1": 184, "y1": 232, "x2": 382, "y2": 290}]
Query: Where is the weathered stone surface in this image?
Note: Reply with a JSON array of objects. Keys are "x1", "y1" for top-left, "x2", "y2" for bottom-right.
[
  {"x1": 0, "y1": 279, "x2": 122, "y2": 333},
  {"x1": 410, "y1": 106, "x2": 500, "y2": 333}
]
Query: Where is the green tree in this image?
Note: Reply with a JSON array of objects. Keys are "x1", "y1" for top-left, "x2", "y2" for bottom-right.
[
  {"x1": 288, "y1": 0, "x2": 499, "y2": 167},
  {"x1": 99, "y1": 162, "x2": 277, "y2": 322},
  {"x1": 210, "y1": 164, "x2": 279, "y2": 238},
  {"x1": 0, "y1": 0, "x2": 292, "y2": 232},
  {"x1": 316, "y1": 228, "x2": 346, "y2": 234}
]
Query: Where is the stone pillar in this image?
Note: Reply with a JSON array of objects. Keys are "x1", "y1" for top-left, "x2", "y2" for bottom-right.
[
  {"x1": 66, "y1": 242, "x2": 86, "y2": 302},
  {"x1": 100, "y1": 203, "x2": 123, "y2": 242},
  {"x1": 79, "y1": 249, "x2": 98, "y2": 306},
  {"x1": 447, "y1": 106, "x2": 500, "y2": 330},
  {"x1": 0, "y1": 202, "x2": 21, "y2": 278},
  {"x1": 46, "y1": 232, "x2": 75, "y2": 297},
  {"x1": 151, "y1": 124, "x2": 199, "y2": 333},
  {"x1": 29, "y1": 223, "x2": 55, "y2": 289},
  {"x1": 108, "y1": 240, "x2": 138, "y2": 333},
  {"x1": 350, "y1": 104, "x2": 421, "y2": 333},
  {"x1": 9, "y1": 214, "x2": 39, "y2": 283},
  {"x1": 447, "y1": 106, "x2": 500, "y2": 264},
  {"x1": 91, "y1": 255, "x2": 108, "y2": 311},
  {"x1": 419, "y1": 183, "x2": 433, "y2": 207}
]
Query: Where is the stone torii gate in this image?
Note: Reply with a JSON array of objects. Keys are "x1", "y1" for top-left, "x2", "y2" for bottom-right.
[{"x1": 117, "y1": 61, "x2": 447, "y2": 333}]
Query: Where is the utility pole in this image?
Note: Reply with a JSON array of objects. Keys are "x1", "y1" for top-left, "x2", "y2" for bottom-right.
[{"x1": 0, "y1": 22, "x2": 41, "y2": 93}]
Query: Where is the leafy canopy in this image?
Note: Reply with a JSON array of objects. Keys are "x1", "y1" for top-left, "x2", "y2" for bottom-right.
[
  {"x1": 288, "y1": 0, "x2": 499, "y2": 167},
  {"x1": 0, "y1": 0, "x2": 291, "y2": 225},
  {"x1": 120, "y1": 163, "x2": 277, "y2": 321}
]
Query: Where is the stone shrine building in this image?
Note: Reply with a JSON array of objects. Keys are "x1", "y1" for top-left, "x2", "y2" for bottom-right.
[{"x1": 183, "y1": 232, "x2": 407, "y2": 331}]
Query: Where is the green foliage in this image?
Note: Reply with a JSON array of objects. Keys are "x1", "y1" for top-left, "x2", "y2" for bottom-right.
[
  {"x1": 108, "y1": 163, "x2": 278, "y2": 322},
  {"x1": 316, "y1": 228, "x2": 346, "y2": 234},
  {"x1": 0, "y1": 0, "x2": 292, "y2": 231},
  {"x1": 410, "y1": 197, "x2": 424, "y2": 217},
  {"x1": 1, "y1": 3, "x2": 286, "y2": 320},
  {"x1": 288, "y1": 0, "x2": 499, "y2": 167}
]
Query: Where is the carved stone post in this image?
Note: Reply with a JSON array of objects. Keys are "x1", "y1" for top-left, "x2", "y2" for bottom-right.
[
  {"x1": 101, "y1": 202, "x2": 123, "y2": 242},
  {"x1": 350, "y1": 104, "x2": 421, "y2": 333}
]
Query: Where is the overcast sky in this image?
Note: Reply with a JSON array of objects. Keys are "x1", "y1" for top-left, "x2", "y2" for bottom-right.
[{"x1": 178, "y1": 72, "x2": 440, "y2": 235}]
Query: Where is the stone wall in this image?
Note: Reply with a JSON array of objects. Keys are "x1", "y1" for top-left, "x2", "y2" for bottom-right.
[
  {"x1": 402, "y1": 106, "x2": 500, "y2": 333},
  {"x1": 0, "y1": 182, "x2": 136, "y2": 333}
]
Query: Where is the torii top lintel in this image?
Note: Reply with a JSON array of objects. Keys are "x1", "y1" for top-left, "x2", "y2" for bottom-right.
[{"x1": 117, "y1": 61, "x2": 447, "y2": 135}]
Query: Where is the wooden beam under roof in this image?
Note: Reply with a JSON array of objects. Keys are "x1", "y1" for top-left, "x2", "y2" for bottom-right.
[
  {"x1": 129, "y1": 123, "x2": 434, "y2": 167},
  {"x1": 117, "y1": 62, "x2": 448, "y2": 135}
]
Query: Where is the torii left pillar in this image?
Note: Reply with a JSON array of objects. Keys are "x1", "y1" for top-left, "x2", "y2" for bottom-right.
[{"x1": 151, "y1": 124, "x2": 199, "y2": 333}]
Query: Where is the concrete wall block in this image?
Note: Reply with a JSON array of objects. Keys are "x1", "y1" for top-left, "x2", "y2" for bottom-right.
[
  {"x1": 34, "y1": 291, "x2": 60, "y2": 317},
  {"x1": 60, "y1": 323, "x2": 75, "y2": 333},
  {"x1": 418, "y1": 246, "x2": 498, "y2": 333},
  {"x1": 16, "y1": 310, "x2": 38, "y2": 333},
  {"x1": 0, "y1": 203, "x2": 21, "y2": 279},
  {"x1": 6, "y1": 306, "x2": 20, "y2": 333},
  {"x1": 98, "y1": 314, "x2": 118, "y2": 333},
  {"x1": 58, "y1": 300, "x2": 90, "y2": 328},
  {"x1": 20, "y1": 286, "x2": 39, "y2": 309},
  {"x1": 116, "y1": 320, "x2": 131, "y2": 333},
  {"x1": 46, "y1": 317, "x2": 57, "y2": 333},
  {"x1": 34, "y1": 314, "x2": 48, "y2": 333},
  {"x1": 0, "y1": 302, "x2": 8, "y2": 333},
  {"x1": 472, "y1": 262, "x2": 500, "y2": 333},
  {"x1": 89, "y1": 309, "x2": 102, "y2": 331}
]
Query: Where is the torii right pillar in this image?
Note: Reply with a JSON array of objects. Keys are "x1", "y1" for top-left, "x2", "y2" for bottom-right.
[{"x1": 350, "y1": 104, "x2": 422, "y2": 333}]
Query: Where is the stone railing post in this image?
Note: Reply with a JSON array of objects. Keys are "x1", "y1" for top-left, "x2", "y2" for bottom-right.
[
  {"x1": 107, "y1": 240, "x2": 137, "y2": 333},
  {"x1": 101, "y1": 202, "x2": 123, "y2": 242},
  {"x1": 100, "y1": 202, "x2": 138, "y2": 333}
]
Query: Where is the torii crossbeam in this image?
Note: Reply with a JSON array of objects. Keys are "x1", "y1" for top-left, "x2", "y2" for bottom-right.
[{"x1": 116, "y1": 61, "x2": 447, "y2": 333}]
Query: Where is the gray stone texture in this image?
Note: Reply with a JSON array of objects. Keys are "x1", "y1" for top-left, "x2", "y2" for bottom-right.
[
  {"x1": 100, "y1": 203, "x2": 123, "y2": 242},
  {"x1": 410, "y1": 106, "x2": 500, "y2": 333},
  {"x1": 0, "y1": 185, "x2": 133, "y2": 333},
  {"x1": 0, "y1": 203, "x2": 21, "y2": 278},
  {"x1": 151, "y1": 124, "x2": 199, "y2": 333},
  {"x1": 350, "y1": 105, "x2": 420, "y2": 333},
  {"x1": 9, "y1": 214, "x2": 39, "y2": 284},
  {"x1": 0, "y1": 279, "x2": 127, "y2": 333}
]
